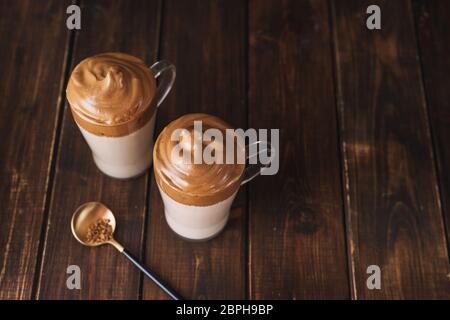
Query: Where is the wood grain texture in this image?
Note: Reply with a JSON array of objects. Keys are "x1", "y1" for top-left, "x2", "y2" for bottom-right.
[
  {"x1": 414, "y1": 0, "x2": 450, "y2": 248},
  {"x1": 0, "y1": 0, "x2": 71, "y2": 299},
  {"x1": 36, "y1": 0, "x2": 161, "y2": 299},
  {"x1": 2, "y1": 0, "x2": 450, "y2": 301},
  {"x1": 332, "y1": 0, "x2": 450, "y2": 299},
  {"x1": 248, "y1": 0, "x2": 349, "y2": 299},
  {"x1": 142, "y1": 0, "x2": 247, "y2": 300}
]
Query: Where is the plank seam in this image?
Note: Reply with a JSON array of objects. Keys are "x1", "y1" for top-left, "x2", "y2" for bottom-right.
[
  {"x1": 244, "y1": 0, "x2": 251, "y2": 301},
  {"x1": 410, "y1": 0, "x2": 450, "y2": 262},
  {"x1": 138, "y1": 0, "x2": 164, "y2": 300},
  {"x1": 328, "y1": 0, "x2": 357, "y2": 300},
  {"x1": 31, "y1": 0, "x2": 79, "y2": 300}
]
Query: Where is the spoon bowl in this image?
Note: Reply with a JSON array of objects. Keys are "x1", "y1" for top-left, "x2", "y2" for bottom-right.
[{"x1": 71, "y1": 202, "x2": 117, "y2": 247}]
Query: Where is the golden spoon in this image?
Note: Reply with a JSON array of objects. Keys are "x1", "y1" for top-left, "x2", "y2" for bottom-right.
[{"x1": 71, "y1": 201, "x2": 182, "y2": 300}]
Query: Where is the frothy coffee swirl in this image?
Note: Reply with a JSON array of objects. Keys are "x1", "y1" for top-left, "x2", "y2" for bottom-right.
[
  {"x1": 66, "y1": 52, "x2": 156, "y2": 136},
  {"x1": 154, "y1": 114, "x2": 245, "y2": 206}
]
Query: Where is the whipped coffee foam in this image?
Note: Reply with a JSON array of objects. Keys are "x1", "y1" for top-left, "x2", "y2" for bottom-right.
[
  {"x1": 153, "y1": 114, "x2": 245, "y2": 206},
  {"x1": 66, "y1": 52, "x2": 156, "y2": 136}
]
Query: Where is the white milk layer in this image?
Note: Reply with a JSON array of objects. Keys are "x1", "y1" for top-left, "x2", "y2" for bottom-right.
[
  {"x1": 158, "y1": 185, "x2": 238, "y2": 240},
  {"x1": 78, "y1": 114, "x2": 156, "y2": 179}
]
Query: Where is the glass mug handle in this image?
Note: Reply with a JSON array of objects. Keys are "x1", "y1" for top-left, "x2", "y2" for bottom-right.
[
  {"x1": 241, "y1": 141, "x2": 274, "y2": 186},
  {"x1": 150, "y1": 60, "x2": 176, "y2": 107}
]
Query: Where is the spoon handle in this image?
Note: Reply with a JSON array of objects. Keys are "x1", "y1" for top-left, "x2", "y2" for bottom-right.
[{"x1": 122, "y1": 249, "x2": 182, "y2": 300}]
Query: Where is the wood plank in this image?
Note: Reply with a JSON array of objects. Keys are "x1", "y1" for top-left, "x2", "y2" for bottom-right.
[
  {"x1": 248, "y1": 0, "x2": 349, "y2": 299},
  {"x1": 142, "y1": 0, "x2": 247, "y2": 299},
  {"x1": 36, "y1": 0, "x2": 161, "y2": 299},
  {"x1": 414, "y1": 0, "x2": 450, "y2": 248},
  {"x1": 332, "y1": 0, "x2": 450, "y2": 299},
  {"x1": 0, "y1": 0, "x2": 71, "y2": 299}
]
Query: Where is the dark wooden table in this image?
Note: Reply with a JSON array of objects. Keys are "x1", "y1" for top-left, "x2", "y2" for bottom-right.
[{"x1": 0, "y1": 0, "x2": 449, "y2": 300}]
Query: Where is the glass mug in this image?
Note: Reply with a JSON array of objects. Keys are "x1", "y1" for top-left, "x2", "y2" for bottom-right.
[
  {"x1": 67, "y1": 54, "x2": 176, "y2": 179},
  {"x1": 153, "y1": 114, "x2": 273, "y2": 241}
]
